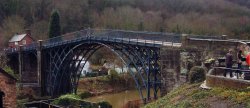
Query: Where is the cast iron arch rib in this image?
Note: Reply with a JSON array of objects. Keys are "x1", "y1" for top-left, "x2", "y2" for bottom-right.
[{"x1": 45, "y1": 40, "x2": 161, "y2": 101}]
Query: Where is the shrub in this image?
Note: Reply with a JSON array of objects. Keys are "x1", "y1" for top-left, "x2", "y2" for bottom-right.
[
  {"x1": 3, "y1": 66, "x2": 19, "y2": 79},
  {"x1": 16, "y1": 88, "x2": 35, "y2": 100},
  {"x1": 86, "y1": 72, "x2": 98, "y2": 77},
  {"x1": 189, "y1": 66, "x2": 206, "y2": 83},
  {"x1": 97, "y1": 101, "x2": 112, "y2": 108},
  {"x1": 107, "y1": 69, "x2": 119, "y2": 83},
  {"x1": 17, "y1": 98, "x2": 29, "y2": 108},
  {"x1": 52, "y1": 94, "x2": 81, "y2": 107},
  {"x1": 79, "y1": 91, "x2": 93, "y2": 99}
]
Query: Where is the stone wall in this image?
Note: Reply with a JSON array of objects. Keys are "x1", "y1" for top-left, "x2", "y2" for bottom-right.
[
  {"x1": 0, "y1": 70, "x2": 16, "y2": 108},
  {"x1": 21, "y1": 53, "x2": 38, "y2": 83},
  {"x1": 206, "y1": 75, "x2": 250, "y2": 89},
  {"x1": 160, "y1": 47, "x2": 181, "y2": 96},
  {"x1": 206, "y1": 68, "x2": 250, "y2": 89},
  {"x1": 183, "y1": 37, "x2": 245, "y2": 60}
]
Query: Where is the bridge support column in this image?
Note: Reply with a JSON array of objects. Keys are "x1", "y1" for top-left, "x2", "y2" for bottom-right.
[
  {"x1": 18, "y1": 45, "x2": 23, "y2": 82},
  {"x1": 181, "y1": 34, "x2": 189, "y2": 47},
  {"x1": 37, "y1": 40, "x2": 43, "y2": 95},
  {"x1": 160, "y1": 47, "x2": 180, "y2": 96}
]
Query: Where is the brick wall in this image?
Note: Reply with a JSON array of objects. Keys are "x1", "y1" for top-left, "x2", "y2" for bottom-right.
[
  {"x1": 0, "y1": 72, "x2": 16, "y2": 108},
  {"x1": 21, "y1": 35, "x2": 34, "y2": 46}
]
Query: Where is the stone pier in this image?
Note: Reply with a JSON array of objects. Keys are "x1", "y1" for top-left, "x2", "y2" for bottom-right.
[{"x1": 160, "y1": 47, "x2": 181, "y2": 96}]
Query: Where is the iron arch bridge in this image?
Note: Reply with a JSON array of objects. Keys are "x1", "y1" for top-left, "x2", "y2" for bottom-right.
[{"x1": 6, "y1": 29, "x2": 182, "y2": 102}]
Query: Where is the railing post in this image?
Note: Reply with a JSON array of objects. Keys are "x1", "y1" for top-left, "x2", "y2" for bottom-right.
[
  {"x1": 181, "y1": 34, "x2": 188, "y2": 47},
  {"x1": 121, "y1": 35, "x2": 123, "y2": 43},
  {"x1": 37, "y1": 40, "x2": 43, "y2": 96},
  {"x1": 171, "y1": 37, "x2": 173, "y2": 47},
  {"x1": 137, "y1": 38, "x2": 138, "y2": 44}
]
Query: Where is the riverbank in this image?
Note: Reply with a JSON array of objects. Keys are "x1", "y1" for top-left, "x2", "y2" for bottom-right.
[
  {"x1": 77, "y1": 74, "x2": 135, "y2": 96},
  {"x1": 77, "y1": 74, "x2": 152, "y2": 108},
  {"x1": 144, "y1": 83, "x2": 250, "y2": 108},
  {"x1": 85, "y1": 89, "x2": 144, "y2": 108}
]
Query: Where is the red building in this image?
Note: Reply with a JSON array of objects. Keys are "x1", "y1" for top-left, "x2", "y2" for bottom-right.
[
  {"x1": 0, "y1": 68, "x2": 17, "y2": 108},
  {"x1": 8, "y1": 29, "x2": 34, "y2": 48}
]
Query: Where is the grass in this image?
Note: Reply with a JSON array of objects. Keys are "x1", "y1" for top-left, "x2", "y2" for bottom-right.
[
  {"x1": 3, "y1": 66, "x2": 19, "y2": 79},
  {"x1": 52, "y1": 94, "x2": 112, "y2": 108},
  {"x1": 144, "y1": 83, "x2": 250, "y2": 108},
  {"x1": 52, "y1": 94, "x2": 83, "y2": 106}
]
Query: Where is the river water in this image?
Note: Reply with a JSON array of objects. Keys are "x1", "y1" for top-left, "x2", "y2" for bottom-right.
[{"x1": 85, "y1": 89, "x2": 152, "y2": 108}]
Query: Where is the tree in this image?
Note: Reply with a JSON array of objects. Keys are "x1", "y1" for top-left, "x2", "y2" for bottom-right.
[
  {"x1": 138, "y1": 20, "x2": 144, "y2": 31},
  {"x1": 48, "y1": 10, "x2": 61, "y2": 38},
  {"x1": 1, "y1": 15, "x2": 25, "y2": 45},
  {"x1": 0, "y1": 53, "x2": 8, "y2": 68},
  {"x1": 31, "y1": 20, "x2": 49, "y2": 40}
]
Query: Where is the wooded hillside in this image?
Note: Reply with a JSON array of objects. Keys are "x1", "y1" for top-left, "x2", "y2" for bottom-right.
[{"x1": 1, "y1": 0, "x2": 250, "y2": 47}]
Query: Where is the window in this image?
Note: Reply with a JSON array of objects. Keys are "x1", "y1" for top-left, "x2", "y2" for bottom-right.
[
  {"x1": 14, "y1": 42, "x2": 18, "y2": 45},
  {"x1": 22, "y1": 40, "x2": 26, "y2": 45}
]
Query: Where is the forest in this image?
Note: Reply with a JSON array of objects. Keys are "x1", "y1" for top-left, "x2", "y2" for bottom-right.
[{"x1": 1, "y1": 0, "x2": 250, "y2": 48}]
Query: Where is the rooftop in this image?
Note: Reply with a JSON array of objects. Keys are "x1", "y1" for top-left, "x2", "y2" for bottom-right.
[{"x1": 9, "y1": 34, "x2": 27, "y2": 42}]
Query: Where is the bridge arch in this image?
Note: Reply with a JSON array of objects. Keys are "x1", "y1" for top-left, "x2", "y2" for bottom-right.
[{"x1": 43, "y1": 40, "x2": 161, "y2": 101}]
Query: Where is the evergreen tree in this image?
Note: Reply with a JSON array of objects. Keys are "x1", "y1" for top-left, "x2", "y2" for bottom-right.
[{"x1": 48, "y1": 10, "x2": 61, "y2": 38}]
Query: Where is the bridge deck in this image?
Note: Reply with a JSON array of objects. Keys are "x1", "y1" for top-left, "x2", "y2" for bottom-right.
[
  {"x1": 5, "y1": 29, "x2": 182, "y2": 53},
  {"x1": 43, "y1": 37, "x2": 182, "y2": 49}
]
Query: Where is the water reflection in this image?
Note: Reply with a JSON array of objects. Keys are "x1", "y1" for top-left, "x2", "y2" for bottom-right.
[
  {"x1": 85, "y1": 89, "x2": 159, "y2": 108},
  {"x1": 86, "y1": 90, "x2": 140, "y2": 108}
]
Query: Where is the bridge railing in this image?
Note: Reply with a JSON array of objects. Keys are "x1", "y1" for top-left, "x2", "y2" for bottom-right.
[
  {"x1": 23, "y1": 42, "x2": 38, "y2": 50},
  {"x1": 42, "y1": 29, "x2": 182, "y2": 48},
  {"x1": 93, "y1": 29, "x2": 182, "y2": 43},
  {"x1": 4, "y1": 42, "x2": 38, "y2": 53},
  {"x1": 5, "y1": 29, "x2": 229, "y2": 52}
]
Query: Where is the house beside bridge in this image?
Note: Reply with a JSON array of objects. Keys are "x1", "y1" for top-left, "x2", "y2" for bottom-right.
[{"x1": 8, "y1": 29, "x2": 34, "y2": 48}]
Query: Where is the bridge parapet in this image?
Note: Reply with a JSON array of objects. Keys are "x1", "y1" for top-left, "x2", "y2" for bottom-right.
[
  {"x1": 42, "y1": 29, "x2": 182, "y2": 48},
  {"x1": 5, "y1": 29, "x2": 183, "y2": 53}
]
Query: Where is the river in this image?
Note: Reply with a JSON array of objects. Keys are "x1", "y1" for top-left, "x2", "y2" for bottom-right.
[{"x1": 85, "y1": 89, "x2": 156, "y2": 108}]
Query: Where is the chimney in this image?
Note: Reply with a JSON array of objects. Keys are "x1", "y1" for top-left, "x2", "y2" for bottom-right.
[{"x1": 25, "y1": 29, "x2": 31, "y2": 36}]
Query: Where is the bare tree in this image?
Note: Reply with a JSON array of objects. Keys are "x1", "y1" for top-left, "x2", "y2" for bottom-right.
[{"x1": 0, "y1": 52, "x2": 8, "y2": 68}]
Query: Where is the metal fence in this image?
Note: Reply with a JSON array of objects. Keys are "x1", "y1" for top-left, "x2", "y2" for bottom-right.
[
  {"x1": 42, "y1": 29, "x2": 182, "y2": 48},
  {"x1": 212, "y1": 67, "x2": 250, "y2": 80},
  {"x1": 24, "y1": 100, "x2": 62, "y2": 108},
  {"x1": 4, "y1": 29, "x2": 232, "y2": 53}
]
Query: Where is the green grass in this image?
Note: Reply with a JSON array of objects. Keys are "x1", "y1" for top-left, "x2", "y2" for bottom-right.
[
  {"x1": 3, "y1": 66, "x2": 19, "y2": 79},
  {"x1": 144, "y1": 84, "x2": 250, "y2": 108},
  {"x1": 52, "y1": 94, "x2": 83, "y2": 106},
  {"x1": 52, "y1": 94, "x2": 112, "y2": 108}
]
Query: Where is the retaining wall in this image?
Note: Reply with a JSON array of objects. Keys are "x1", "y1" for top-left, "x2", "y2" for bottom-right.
[{"x1": 206, "y1": 69, "x2": 250, "y2": 89}]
